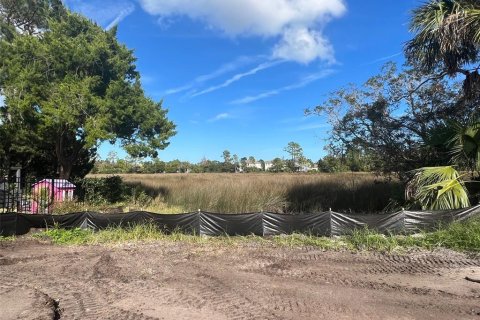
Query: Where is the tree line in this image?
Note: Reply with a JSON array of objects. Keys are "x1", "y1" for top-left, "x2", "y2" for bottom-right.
[{"x1": 92, "y1": 140, "x2": 373, "y2": 174}]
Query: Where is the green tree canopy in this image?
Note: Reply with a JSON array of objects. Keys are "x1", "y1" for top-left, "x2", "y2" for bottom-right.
[
  {"x1": 308, "y1": 63, "x2": 477, "y2": 178},
  {"x1": 0, "y1": 9, "x2": 175, "y2": 178},
  {"x1": 284, "y1": 142, "x2": 303, "y2": 162},
  {"x1": 222, "y1": 150, "x2": 232, "y2": 164}
]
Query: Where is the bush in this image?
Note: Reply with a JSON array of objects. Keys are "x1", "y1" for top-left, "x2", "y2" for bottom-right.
[{"x1": 75, "y1": 176, "x2": 127, "y2": 204}]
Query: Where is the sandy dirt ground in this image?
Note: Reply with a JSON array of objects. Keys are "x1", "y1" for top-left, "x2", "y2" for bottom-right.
[{"x1": 1, "y1": 238, "x2": 480, "y2": 320}]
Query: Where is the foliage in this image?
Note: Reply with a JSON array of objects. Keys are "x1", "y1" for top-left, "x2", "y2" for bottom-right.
[
  {"x1": 222, "y1": 150, "x2": 232, "y2": 163},
  {"x1": 284, "y1": 142, "x2": 303, "y2": 162},
  {"x1": 75, "y1": 176, "x2": 128, "y2": 204},
  {"x1": 0, "y1": 4, "x2": 175, "y2": 178},
  {"x1": 317, "y1": 156, "x2": 344, "y2": 173},
  {"x1": 38, "y1": 227, "x2": 94, "y2": 245},
  {"x1": 268, "y1": 158, "x2": 285, "y2": 173},
  {"x1": 308, "y1": 62, "x2": 476, "y2": 178},
  {"x1": 317, "y1": 147, "x2": 372, "y2": 173},
  {"x1": 416, "y1": 216, "x2": 480, "y2": 252},
  {"x1": 0, "y1": 235, "x2": 15, "y2": 242},
  {"x1": 33, "y1": 216, "x2": 480, "y2": 253},
  {"x1": 446, "y1": 117, "x2": 480, "y2": 175},
  {"x1": 405, "y1": 0, "x2": 480, "y2": 98},
  {"x1": 346, "y1": 216, "x2": 480, "y2": 252},
  {"x1": 406, "y1": 166, "x2": 470, "y2": 210},
  {"x1": 0, "y1": 0, "x2": 66, "y2": 38}
]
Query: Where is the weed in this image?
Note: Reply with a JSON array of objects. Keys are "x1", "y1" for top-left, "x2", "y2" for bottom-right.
[
  {"x1": 31, "y1": 217, "x2": 480, "y2": 253},
  {"x1": 0, "y1": 235, "x2": 15, "y2": 242}
]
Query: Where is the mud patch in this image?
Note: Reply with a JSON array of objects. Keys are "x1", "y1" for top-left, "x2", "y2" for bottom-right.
[
  {"x1": 0, "y1": 287, "x2": 56, "y2": 320},
  {"x1": 1, "y1": 240, "x2": 480, "y2": 319}
]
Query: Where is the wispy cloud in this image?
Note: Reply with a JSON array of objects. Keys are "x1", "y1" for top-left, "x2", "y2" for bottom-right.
[
  {"x1": 164, "y1": 56, "x2": 260, "y2": 96},
  {"x1": 279, "y1": 116, "x2": 309, "y2": 124},
  {"x1": 164, "y1": 84, "x2": 192, "y2": 95},
  {"x1": 291, "y1": 123, "x2": 329, "y2": 131},
  {"x1": 363, "y1": 52, "x2": 402, "y2": 66},
  {"x1": 191, "y1": 60, "x2": 284, "y2": 97},
  {"x1": 231, "y1": 69, "x2": 335, "y2": 104},
  {"x1": 65, "y1": 0, "x2": 135, "y2": 30},
  {"x1": 105, "y1": 3, "x2": 135, "y2": 30},
  {"x1": 208, "y1": 112, "x2": 232, "y2": 122}
]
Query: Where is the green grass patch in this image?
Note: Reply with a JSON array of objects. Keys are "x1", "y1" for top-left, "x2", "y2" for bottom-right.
[
  {"x1": 410, "y1": 217, "x2": 480, "y2": 252},
  {"x1": 30, "y1": 217, "x2": 480, "y2": 253},
  {"x1": 344, "y1": 216, "x2": 480, "y2": 253},
  {"x1": 34, "y1": 227, "x2": 94, "y2": 245},
  {"x1": 0, "y1": 235, "x2": 15, "y2": 242}
]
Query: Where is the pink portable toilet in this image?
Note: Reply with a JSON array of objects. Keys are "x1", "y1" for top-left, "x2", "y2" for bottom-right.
[{"x1": 31, "y1": 179, "x2": 76, "y2": 214}]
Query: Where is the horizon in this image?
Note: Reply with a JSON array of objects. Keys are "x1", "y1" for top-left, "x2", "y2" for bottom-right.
[{"x1": 64, "y1": 0, "x2": 416, "y2": 163}]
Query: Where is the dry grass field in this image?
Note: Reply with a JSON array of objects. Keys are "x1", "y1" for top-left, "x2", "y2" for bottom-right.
[{"x1": 93, "y1": 173, "x2": 404, "y2": 214}]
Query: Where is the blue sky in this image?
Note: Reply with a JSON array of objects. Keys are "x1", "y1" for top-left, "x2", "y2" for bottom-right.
[{"x1": 65, "y1": 0, "x2": 417, "y2": 163}]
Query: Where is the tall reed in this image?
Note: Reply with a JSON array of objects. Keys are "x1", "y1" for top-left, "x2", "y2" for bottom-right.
[{"x1": 93, "y1": 173, "x2": 404, "y2": 213}]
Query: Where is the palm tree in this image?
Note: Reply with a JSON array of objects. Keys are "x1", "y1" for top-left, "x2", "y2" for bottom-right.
[
  {"x1": 406, "y1": 0, "x2": 480, "y2": 73},
  {"x1": 406, "y1": 0, "x2": 480, "y2": 97},
  {"x1": 407, "y1": 166, "x2": 470, "y2": 210},
  {"x1": 404, "y1": 1, "x2": 480, "y2": 209}
]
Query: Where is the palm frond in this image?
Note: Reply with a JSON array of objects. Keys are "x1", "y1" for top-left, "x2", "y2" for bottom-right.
[
  {"x1": 446, "y1": 117, "x2": 480, "y2": 171},
  {"x1": 407, "y1": 166, "x2": 470, "y2": 210},
  {"x1": 406, "y1": 0, "x2": 480, "y2": 74}
]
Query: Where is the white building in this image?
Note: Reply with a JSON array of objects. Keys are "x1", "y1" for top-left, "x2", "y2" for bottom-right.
[{"x1": 245, "y1": 161, "x2": 273, "y2": 171}]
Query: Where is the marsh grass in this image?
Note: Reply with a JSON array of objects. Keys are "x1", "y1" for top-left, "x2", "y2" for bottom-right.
[
  {"x1": 32, "y1": 216, "x2": 480, "y2": 253},
  {"x1": 91, "y1": 173, "x2": 404, "y2": 213}
]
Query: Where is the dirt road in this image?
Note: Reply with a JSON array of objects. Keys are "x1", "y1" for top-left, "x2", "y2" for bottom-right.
[{"x1": 1, "y1": 239, "x2": 479, "y2": 319}]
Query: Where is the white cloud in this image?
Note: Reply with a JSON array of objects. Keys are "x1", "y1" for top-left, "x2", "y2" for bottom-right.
[
  {"x1": 65, "y1": 0, "x2": 135, "y2": 29},
  {"x1": 106, "y1": 4, "x2": 135, "y2": 30},
  {"x1": 139, "y1": 0, "x2": 346, "y2": 64},
  {"x1": 231, "y1": 69, "x2": 335, "y2": 104},
  {"x1": 191, "y1": 60, "x2": 283, "y2": 97},
  {"x1": 273, "y1": 27, "x2": 334, "y2": 64},
  {"x1": 164, "y1": 55, "x2": 258, "y2": 96},
  {"x1": 362, "y1": 52, "x2": 402, "y2": 66},
  {"x1": 208, "y1": 112, "x2": 232, "y2": 122}
]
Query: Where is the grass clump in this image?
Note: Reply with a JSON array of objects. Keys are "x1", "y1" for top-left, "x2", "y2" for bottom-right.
[
  {"x1": 347, "y1": 229, "x2": 400, "y2": 252},
  {"x1": 0, "y1": 235, "x2": 15, "y2": 242},
  {"x1": 36, "y1": 227, "x2": 94, "y2": 245},
  {"x1": 344, "y1": 216, "x2": 480, "y2": 253},
  {"x1": 412, "y1": 217, "x2": 480, "y2": 252},
  {"x1": 270, "y1": 234, "x2": 348, "y2": 250}
]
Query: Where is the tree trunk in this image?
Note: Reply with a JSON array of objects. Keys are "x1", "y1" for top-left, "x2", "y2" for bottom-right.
[
  {"x1": 58, "y1": 161, "x2": 73, "y2": 179},
  {"x1": 55, "y1": 133, "x2": 74, "y2": 180}
]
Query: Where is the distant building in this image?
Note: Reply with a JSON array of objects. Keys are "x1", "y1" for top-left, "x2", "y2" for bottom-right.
[{"x1": 246, "y1": 161, "x2": 273, "y2": 171}]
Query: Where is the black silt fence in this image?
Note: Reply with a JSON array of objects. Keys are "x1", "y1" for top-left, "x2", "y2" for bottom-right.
[{"x1": 1, "y1": 205, "x2": 479, "y2": 237}]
